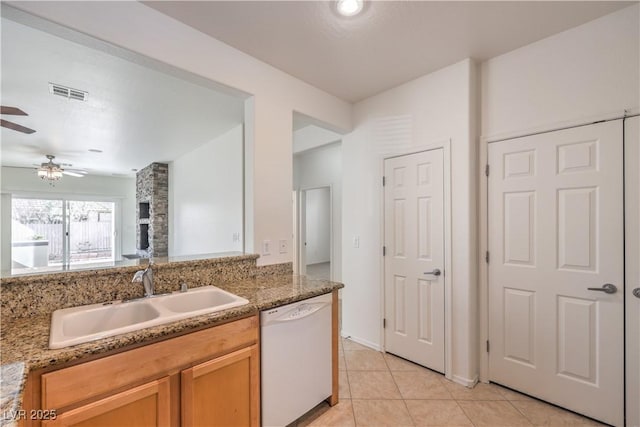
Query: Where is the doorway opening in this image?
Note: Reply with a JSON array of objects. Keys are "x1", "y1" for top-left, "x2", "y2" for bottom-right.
[
  {"x1": 291, "y1": 112, "x2": 343, "y2": 281},
  {"x1": 298, "y1": 186, "x2": 332, "y2": 280}
]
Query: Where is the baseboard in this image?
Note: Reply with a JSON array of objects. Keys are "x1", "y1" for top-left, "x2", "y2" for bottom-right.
[
  {"x1": 452, "y1": 374, "x2": 479, "y2": 388},
  {"x1": 340, "y1": 331, "x2": 381, "y2": 351}
]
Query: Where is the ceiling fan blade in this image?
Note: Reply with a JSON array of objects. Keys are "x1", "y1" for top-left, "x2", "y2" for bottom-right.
[
  {"x1": 67, "y1": 169, "x2": 88, "y2": 175},
  {"x1": 62, "y1": 170, "x2": 85, "y2": 177},
  {"x1": 0, "y1": 106, "x2": 28, "y2": 116},
  {"x1": 0, "y1": 119, "x2": 36, "y2": 134}
]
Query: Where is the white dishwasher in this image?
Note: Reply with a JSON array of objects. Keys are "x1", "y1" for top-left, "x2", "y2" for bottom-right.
[{"x1": 261, "y1": 293, "x2": 332, "y2": 427}]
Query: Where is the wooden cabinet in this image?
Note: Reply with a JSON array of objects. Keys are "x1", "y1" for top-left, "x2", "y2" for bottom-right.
[
  {"x1": 182, "y1": 345, "x2": 259, "y2": 427},
  {"x1": 27, "y1": 315, "x2": 259, "y2": 427},
  {"x1": 42, "y1": 378, "x2": 170, "y2": 427},
  {"x1": 22, "y1": 290, "x2": 340, "y2": 427}
]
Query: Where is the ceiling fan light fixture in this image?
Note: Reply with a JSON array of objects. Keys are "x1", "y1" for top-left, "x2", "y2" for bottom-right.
[
  {"x1": 37, "y1": 155, "x2": 64, "y2": 181},
  {"x1": 336, "y1": 0, "x2": 364, "y2": 17},
  {"x1": 37, "y1": 168, "x2": 63, "y2": 181}
]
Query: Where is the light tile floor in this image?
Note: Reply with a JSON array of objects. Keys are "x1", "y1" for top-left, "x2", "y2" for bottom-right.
[{"x1": 292, "y1": 338, "x2": 606, "y2": 427}]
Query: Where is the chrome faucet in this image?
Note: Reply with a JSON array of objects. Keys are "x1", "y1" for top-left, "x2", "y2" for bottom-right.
[{"x1": 132, "y1": 264, "x2": 154, "y2": 297}]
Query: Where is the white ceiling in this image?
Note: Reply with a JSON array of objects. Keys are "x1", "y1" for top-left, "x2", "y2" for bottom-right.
[
  {"x1": 0, "y1": 16, "x2": 245, "y2": 176},
  {"x1": 145, "y1": 1, "x2": 634, "y2": 102}
]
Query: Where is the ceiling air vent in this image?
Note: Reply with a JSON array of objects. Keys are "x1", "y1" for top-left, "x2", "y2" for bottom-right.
[{"x1": 49, "y1": 83, "x2": 88, "y2": 101}]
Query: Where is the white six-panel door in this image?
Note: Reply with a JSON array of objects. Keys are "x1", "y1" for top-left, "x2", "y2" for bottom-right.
[
  {"x1": 625, "y1": 116, "x2": 640, "y2": 427},
  {"x1": 384, "y1": 149, "x2": 445, "y2": 372},
  {"x1": 488, "y1": 121, "x2": 624, "y2": 426}
]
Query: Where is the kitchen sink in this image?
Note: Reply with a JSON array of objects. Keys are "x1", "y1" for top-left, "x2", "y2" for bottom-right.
[
  {"x1": 61, "y1": 300, "x2": 161, "y2": 337},
  {"x1": 158, "y1": 286, "x2": 241, "y2": 313},
  {"x1": 49, "y1": 286, "x2": 249, "y2": 349}
]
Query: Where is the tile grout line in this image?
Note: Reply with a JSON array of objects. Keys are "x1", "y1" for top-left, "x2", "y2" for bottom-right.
[
  {"x1": 343, "y1": 341, "x2": 357, "y2": 427},
  {"x1": 382, "y1": 350, "x2": 418, "y2": 427},
  {"x1": 456, "y1": 399, "x2": 479, "y2": 427},
  {"x1": 341, "y1": 338, "x2": 358, "y2": 427},
  {"x1": 506, "y1": 398, "x2": 535, "y2": 426},
  {"x1": 451, "y1": 398, "x2": 478, "y2": 427}
]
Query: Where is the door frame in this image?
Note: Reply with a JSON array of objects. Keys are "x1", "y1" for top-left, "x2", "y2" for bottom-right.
[
  {"x1": 625, "y1": 115, "x2": 640, "y2": 427},
  {"x1": 294, "y1": 185, "x2": 333, "y2": 280},
  {"x1": 478, "y1": 112, "x2": 640, "y2": 384},
  {"x1": 380, "y1": 139, "x2": 453, "y2": 380}
]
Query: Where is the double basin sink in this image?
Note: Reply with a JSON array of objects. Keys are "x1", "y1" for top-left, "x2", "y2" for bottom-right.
[{"x1": 49, "y1": 286, "x2": 249, "y2": 349}]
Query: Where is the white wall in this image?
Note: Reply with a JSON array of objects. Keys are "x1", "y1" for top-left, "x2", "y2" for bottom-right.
[
  {"x1": 0, "y1": 166, "x2": 136, "y2": 256},
  {"x1": 481, "y1": 4, "x2": 639, "y2": 139},
  {"x1": 293, "y1": 125, "x2": 342, "y2": 154},
  {"x1": 304, "y1": 187, "x2": 331, "y2": 265},
  {"x1": 293, "y1": 142, "x2": 343, "y2": 280},
  {"x1": 10, "y1": 2, "x2": 352, "y2": 267},
  {"x1": 169, "y1": 125, "x2": 243, "y2": 256},
  {"x1": 342, "y1": 59, "x2": 479, "y2": 384}
]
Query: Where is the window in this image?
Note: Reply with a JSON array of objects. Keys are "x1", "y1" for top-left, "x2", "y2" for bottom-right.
[{"x1": 11, "y1": 197, "x2": 116, "y2": 274}]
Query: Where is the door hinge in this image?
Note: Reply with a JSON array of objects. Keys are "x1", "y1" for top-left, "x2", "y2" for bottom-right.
[
  {"x1": 485, "y1": 164, "x2": 490, "y2": 177},
  {"x1": 383, "y1": 246, "x2": 386, "y2": 256},
  {"x1": 485, "y1": 251, "x2": 490, "y2": 264},
  {"x1": 382, "y1": 176, "x2": 386, "y2": 186},
  {"x1": 486, "y1": 340, "x2": 490, "y2": 353},
  {"x1": 383, "y1": 318, "x2": 387, "y2": 329}
]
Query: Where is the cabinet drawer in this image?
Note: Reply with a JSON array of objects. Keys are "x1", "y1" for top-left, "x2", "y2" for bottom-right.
[
  {"x1": 42, "y1": 377, "x2": 170, "y2": 427},
  {"x1": 42, "y1": 315, "x2": 258, "y2": 410}
]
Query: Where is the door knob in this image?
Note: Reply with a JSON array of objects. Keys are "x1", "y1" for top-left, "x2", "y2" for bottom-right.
[
  {"x1": 424, "y1": 269, "x2": 441, "y2": 277},
  {"x1": 633, "y1": 288, "x2": 640, "y2": 299},
  {"x1": 587, "y1": 284, "x2": 617, "y2": 294}
]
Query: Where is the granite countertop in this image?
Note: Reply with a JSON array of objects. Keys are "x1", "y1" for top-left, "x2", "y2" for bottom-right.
[
  {"x1": 1, "y1": 252, "x2": 255, "y2": 279},
  {"x1": 0, "y1": 274, "x2": 343, "y2": 426}
]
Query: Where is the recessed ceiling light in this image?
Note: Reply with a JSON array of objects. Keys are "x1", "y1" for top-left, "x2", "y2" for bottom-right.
[
  {"x1": 88, "y1": 149, "x2": 102, "y2": 153},
  {"x1": 336, "y1": 0, "x2": 364, "y2": 17}
]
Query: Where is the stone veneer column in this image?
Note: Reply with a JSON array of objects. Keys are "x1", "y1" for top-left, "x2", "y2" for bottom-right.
[{"x1": 136, "y1": 163, "x2": 168, "y2": 258}]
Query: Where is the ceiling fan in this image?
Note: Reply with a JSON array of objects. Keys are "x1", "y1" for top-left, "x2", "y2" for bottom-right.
[
  {"x1": 36, "y1": 155, "x2": 88, "y2": 181},
  {"x1": 1, "y1": 106, "x2": 36, "y2": 134}
]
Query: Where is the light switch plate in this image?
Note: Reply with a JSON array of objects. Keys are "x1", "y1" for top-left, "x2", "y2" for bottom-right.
[
  {"x1": 353, "y1": 236, "x2": 360, "y2": 248},
  {"x1": 263, "y1": 240, "x2": 271, "y2": 255},
  {"x1": 279, "y1": 239, "x2": 287, "y2": 254}
]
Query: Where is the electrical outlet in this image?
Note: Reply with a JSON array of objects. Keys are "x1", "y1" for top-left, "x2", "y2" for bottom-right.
[
  {"x1": 263, "y1": 240, "x2": 271, "y2": 255},
  {"x1": 353, "y1": 236, "x2": 360, "y2": 248},
  {"x1": 279, "y1": 239, "x2": 287, "y2": 254},
  {"x1": 232, "y1": 232, "x2": 240, "y2": 243}
]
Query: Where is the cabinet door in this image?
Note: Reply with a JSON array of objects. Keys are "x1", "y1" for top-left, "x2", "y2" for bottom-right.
[
  {"x1": 42, "y1": 377, "x2": 170, "y2": 427},
  {"x1": 182, "y1": 345, "x2": 259, "y2": 427}
]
